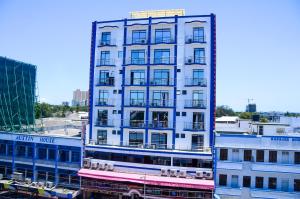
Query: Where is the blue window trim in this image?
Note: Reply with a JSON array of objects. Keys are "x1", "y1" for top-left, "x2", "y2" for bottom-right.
[{"x1": 172, "y1": 15, "x2": 178, "y2": 149}]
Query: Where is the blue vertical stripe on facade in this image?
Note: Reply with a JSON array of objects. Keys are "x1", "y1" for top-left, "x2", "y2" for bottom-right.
[
  {"x1": 89, "y1": 21, "x2": 97, "y2": 141},
  {"x1": 120, "y1": 19, "x2": 128, "y2": 145},
  {"x1": 55, "y1": 145, "x2": 59, "y2": 185},
  {"x1": 12, "y1": 140, "x2": 15, "y2": 173},
  {"x1": 172, "y1": 16, "x2": 178, "y2": 149},
  {"x1": 32, "y1": 143, "x2": 36, "y2": 181}
]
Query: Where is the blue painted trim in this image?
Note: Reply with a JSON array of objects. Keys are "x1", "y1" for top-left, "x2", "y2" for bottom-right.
[
  {"x1": 183, "y1": 129, "x2": 206, "y2": 132},
  {"x1": 95, "y1": 104, "x2": 115, "y2": 107},
  {"x1": 184, "y1": 107, "x2": 207, "y2": 109},
  {"x1": 32, "y1": 143, "x2": 36, "y2": 181},
  {"x1": 99, "y1": 25, "x2": 119, "y2": 29},
  {"x1": 185, "y1": 62, "x2": 206, "y2": 66},
  {"x1": 55, "y1": 145, "x2": 59, "y2": 185},
  {"x1": 89, "y1": 22, "x2": 97, "y2": 142},
  {"x1": 185, "y1": 20, "x2": 207, "y2": 24},
  {"x1": 85, "y1": 145, "x2": 212, "y2": 156},
  {"x1": 12, "y1": 141, "x2": 15, "y2": 173},
  {"x1": 125, "y1": 23, "x2": 148, "y2": 27},
  {"x1": 172, "y1": 16, "x2": 178, "y2": 150},
  {"x1": 209, "y1": 14, "x2": 216, "y2": 148},
  {"x1": 120, "y1": 19, "x2": 128, "y2": 146},
  {"x1": 97, "y1": 44, "x2": 117, "y2": 48},
  {"x1": 124, "y1": 43, "x2": 148, "y2": 47}
]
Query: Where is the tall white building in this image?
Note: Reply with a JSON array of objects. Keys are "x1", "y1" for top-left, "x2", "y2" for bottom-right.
[
  {"x1": 79, "y1": 10, "x2": 216, "y2": 198},
  {"x1": 72, "y1": 89, "x2": 89, "y2": 106}
]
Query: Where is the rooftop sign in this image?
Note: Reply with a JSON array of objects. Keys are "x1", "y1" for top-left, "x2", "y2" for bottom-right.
[{"x1": 130, "y1": 9, "x2": 185, "y2": 18}]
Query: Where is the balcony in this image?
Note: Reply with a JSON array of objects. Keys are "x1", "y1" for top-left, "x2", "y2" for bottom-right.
[
  {"x1": 152, "y1": 57, "x2": 174, "y2": 65},
  {"x1": 96, "y1": 59, "x2": 115, "y2": 67},
  {"x1": 123, "y1": 120, "x2": 146, "y2": 128},
  {"x1": 185, "y1": 36, "x2": 206, "y2": 44},
  {"x1": 185, "y1": 57, "x2": 206, "y2": 65},
  {"x1": 185, "y1": 78, "x2": 207, "y2": 87},
  {"x1": 124, "y1": 78, "x2": 146, "y2": 86},
  {"x1": 127, "y1": 38, "x2": 148, "y2": 45},
  {"x1": 148, "y1": 120, "x2": 173, "y2": 129},
  {"x1": 184, "y1": 122, "x2": 205, "y2": 131},
  {"x1": 95, "y1": 98, "x2": 115, "y2": 107},
  {"x1": 126, "y1": 58, "x2": 147, "y2": 65},
  {"x1": 150, "y1": 78, "x2": 174, "y2": 86},
  {"x1": 95, "y1": 77, "x2": 115, "y2": 86},
  {"x1": 153, "y1": 37, "x2": 175, "y2": 44},
  {"x1": 184, "y1": 99, "x2": 206, "y2": 109},
  {"x1": 98, "y1": 39, "x2": 117, "y2": 47},
  {"x1": 95, "y1": 119, "x2": 114, "y2": 127},
  {"x1": 124, "y1": 99, "x2": 146, "y2": 107},
  {"x1": 149, "y1": 99, "x2": 174, "y2": 108}
]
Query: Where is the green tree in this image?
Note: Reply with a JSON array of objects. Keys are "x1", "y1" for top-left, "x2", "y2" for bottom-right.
[
  {"x1": 239, "y1": 112, "x2": 253, "y2": 119},
  {"x1": 216, "y1": 105, "x2": 236, "y2": 117}
]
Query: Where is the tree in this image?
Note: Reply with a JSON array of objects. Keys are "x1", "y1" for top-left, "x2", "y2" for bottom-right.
[
  {"x1": 260, "y1": 117, "x2": 268, "y2": 123},
  {"x1": 216, "y1": 105, "x2": 236, "y2": 117},
  {"x1": 239, "y1": 112, "x2": 253, "y2": 119}
]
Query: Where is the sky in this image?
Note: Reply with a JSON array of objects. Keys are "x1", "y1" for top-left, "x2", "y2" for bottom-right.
[{"x1": 0, "y1": 0, "x2": 299, "y2": 112}]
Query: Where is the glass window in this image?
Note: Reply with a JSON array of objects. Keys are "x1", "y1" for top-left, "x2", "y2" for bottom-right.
[
  {"x1": 153, "y1": 69, "x2": 170, "y2": 85},
  {"x1": 7, "y1": 144, "x2": 13, "y2": 156},
  {"x1": 244, "y1": 150, "x2": 252, "y2": 161},
  {"x1": 256, "y1": 150, "x2": 264, "y2": 162},
  {"x1": 101, "y1": 32, "x2": 111, "y2": 45},
  {"x1": 132, "y1": 30, "x2": 147, "y2": 44},
  {"x1": 130, "y1": 111, "x2": 145, "y2": 127},
  {"x1": 155, "y1": 29, "x2": 171, "y2": 43},
  {"x1": 38, "y1": 148, "x2": 47, "y2": 160},
  {"x1": 193, "y1": 27, "x2": 204, "y2": 42},
  {"x1": 281, "y1": 178, "x2": 289, "y2": 192},
  {"x1": 118, "y1": 51, "x2": 123, "y2": 58},
  {"x1": 268, "y1": 177, "x2": 277, "y2": 189},
  {"x1": 99, "y1": 90, "x2": 109, "y2": 105},
  {"x1": 232, "y1": 149, "x2": 239, "y2": 161},
  {"x1": 192, "y1": 91, "x2": 204, "y2": 108},
  {"x1": 231, "y1": 175, "x2": 239, "y2": 188},
  {"x1": 27, "y1": 146, "x2": 33, "y2": 158},
  {"x1": 282, "y1": 151, "x2": 289, "y2": 164},
  {"x1": 219, "y1": 174, "x2": 227, "y2": 186},
  {"x1": 243, "y1": 176, "x2": 251, "y2": 188},
  {"x1": 130, "y1": 91, "x2": 144, "y2": 106},
  {"x1": 0, "y1": 144, "x2": 6, "y2": 155},
  {"x1": 99, "y1": 70, "x2": 110, "y2": 85},
  {"x1": 258, "y1": 125, "x2": 264, "y2": 135},
  {"x1": 295, "y1": 152, "x2": 300, "y2": 164},
  {"x1": 97, "y1": 130, "x2": 107, "y2": 145},
  {"x1": 129, "y1": 132, "x2": 144, "y2": 146},
  {"x1": 192, "y1": 112, "x2": 205, "y2": 130},
  {"x1": 59, "y1": 150, "x2": 69, "y2": 162},
  {"x1": 152, "y1": 111, "x2": 168, "y2": 128},
  {"x1": 192, "y1": 69, "x2": 204, "y2": 85},
  {"x1": 154, "y1": 49, "x2": 170, "y2": 64},
  {"x1": 16, "y1": 145, "x2": 26, "y2": 157},
  {"x1": 295, "y1": 179, "x2": 300, "y2": 192},
  {"x1": 97, "y1": 110, "x2": 108, "y2": 125},
  {"x1": 131, "y1": 50, "x2": 145, "y2": 64},
  {"x1": 47, "y1": 172, "x2": 55, "y2": 182},
  {"x1": 37, "y1": 170, "x2": 46, "y2": 181},
  {"x1": 151, "y1": 133, "x2": 167, "y2": 149},
  {"x1": 220, "y1": 149, "x2": 228, "y2": 161},
  {"x1": 130, "y1": 70, "x2": 145, "y2": 85},
  {"x1": 100, "y1": 51, "x2": 110, "y2": 65},
  {"x1": 269, "y1": 151, "x2": 277, "y2": 163},
  {"x1": 256, "y1": 177, "x2": 264, "y2": 188},
  {"x1": 194, "y1": 48, "x2": 205, "y2": 64},
  {"x1": 191, "y1": 134, "x2": 204, "y2": 150},
  {"x1": 48, "y1": 149, "x2": 56, "y2": 160},
  {"x1": 152, "y1": 91, "x2": 169, "y2": 107},
  {"x1": 71, "y1": 151, "x2": 80, "y2": 162}
]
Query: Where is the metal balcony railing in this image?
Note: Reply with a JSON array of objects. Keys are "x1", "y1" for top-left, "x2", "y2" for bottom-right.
[
  {"x1": 152, "y1": 57, "x2": 174, "y2": 64},
  {"x1": 148, "y1": 120, "x2": 173, "y2": 129},
  {"x1": 185, "y1": 57, "x2": 206, "y2": 65},
  {"x1": 95, "y1": 98, "x2": 115, "y2": 106},
  {"x1": 98, "y1": 39, "x2": 116, "y2": 46},
  {"x1": 150, "y1": 99, "x2": 174, "y2": 107},
  {"x1": 96, "y1": 77, "x2": 115, "y2": 86},
  {"x1": 125, "y1": 99, "x2": 146, "y2": 107},
  {"x1": 185, "y1": 36, "x2": 206, "y2": 43},
  {"x1": 127, "y1": 58, "x2": 146, "y2": 65},
  {"x1": 130, "y1": 38, "x2": 148, "y2": 45},
  {"x1": 96, "y1": 59, "x2": 115, "y2": 66},
  {"x1": 154, "y1": 37, "x2": 175, "y2": 44},
  {"x1": 150, "y1": 78, "x2": 174, "y2": 86},
  {"x1": 95, "y1": 119, "x2": 114, "y2": 127},
  {"x1": 124, "y1": 120, "x2": 147, "y2": 128},
  {"x1": 124, "y1": 78, "x2": 146, "y2": 86},
  {"x1": 184, "y1": 122, "x2": 205, "y2": 131},
  {"x1": 184, "y1": 99, "x2": 206, "y2": 109},
  {"x1": 185, "y1": 78, "x2": 207, "y2": 87}
]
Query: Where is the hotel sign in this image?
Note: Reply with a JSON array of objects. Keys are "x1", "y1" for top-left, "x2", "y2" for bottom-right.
[{"x1": 15, "y1": 135, "x2": 55, "y2": 144}]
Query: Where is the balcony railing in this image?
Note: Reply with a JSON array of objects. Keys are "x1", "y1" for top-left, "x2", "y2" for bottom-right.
[
  {"x1": 98, "y1": 39, "x2": 116, "y2": 47},
  {"x1": 96, "y1": 77, "x2": 115, "y2": 86},
  {"x1": 124, "y1": 78, "x2": 146, "y2": 86},
  {"x1": 184, "y1": 99, "x2": 206, "y2": 109},
  {"x1": 124, "y1": 120, "x2": 146, "y2": 128},
  {"x1": 95, "y1": 98, "x2": 115, "y2": 106},
  {"x1": 95, "y1": 119, "x2": 114, "y2": 127},
  {"x1": 129, "y1": 38, "x2": 148, "y2": 45},
  {"x1": 185, "y1": 36, "x2": 206, "y2": 44},
  {"x1": 127, "y1": 58, "x2": 147, "y2": 65},
  {"x1": 150, "y1": 78, "x2": 174, "y2": 86},
  {"x1": 152, "y1": 57, "x2": 174, "y2": 65},
  {"x1": 154, "y1": 37, "x2": 174, "y2": 44},
  {"x1": 184, "y1": 122, "x2": 205, "y2": 131},
  {"x1": 148, "y1": 120, "x2": 173, "y2": 129},
  {"x1": 185, "y1": 57, "x2": 206, "y2": 65},
  {"x1": 150, "y1": 99, "x2": 174, "y2": 107},
  {"x1": 124, "y1": 99, "x2": 146, "y2": 107},
  {"x1": 185, "y1": 78, "x2": 207, "y2": 87},
  {"x1": 96, "y1": 59, "x2": 115, "y2": 66}
]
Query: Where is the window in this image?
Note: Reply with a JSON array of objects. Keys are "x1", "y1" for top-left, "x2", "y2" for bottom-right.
[
  {"x1": 113, "y1": 110, "x2": 117, "y2": 114},
  {"x1": 16, "y1": 145, "x2": 26, "y2": 157},
  {"x1": 294, "y1": 179, "x2": 300, "y2": 192},
  {"x1": 27, "y1": 147, "x2": 33, "y2": 158},
  {"x1": 130, "y1": 91, "x2": 145, "y2": 106},
  {"x1": 192, "y1": 69, "x2": 205, "y2": 86},
  {"x1": 281, "y1": 178, "x2": 289, "y2": 192},
  {"x1": 118, "y1": 51, "x2": 123, "y2": 58},
  {"x1": 194, "y1": 48, "x2": 205, "y2": 64},
  {"x1": 97, "y1": 110, "x2": 108, "y2": 126},
  {"x1": 152, "y1": 111, "x2": 168, "y2": 128},
  {"x1": 132, "y1": 30, "x2": 147, "y2": 44},
  {"x1": 101, "y1": 32, "x2": 111, "y2": 45},
  {"x1": 244, "y1": 150, "x2": 252, "y2": 161},
  {"x1": 182, "y1": 112, "x2": 186, "y2": 116},
  {"x1": 152, "y1": 91, "x2": 169, "y2": 107},
  {"x1": 38, "y1": 148, "x2": 47, "y2": 160},
  {"x1": 113, "y1": 90, "x2": 117, "y2": 94},
  {"x1": 71, "y1": 151, "x2": 80, "y2": 162},
  {"x1": 255, "y1": 177, "x2": 264, "y2": 188},
  {"x1": 37, "y1": 170, "x2": 46, "y2": 181},
  {"x1": 256, "y1": 150, "x2": 264, "y2": 162},
  {"x1": 130, "y1": 70, "x2": 145, "y2": 85},
  {"x1": 192, "y1": 91, "x2": 205, "y2": 108},
  {"x1": 100, "y1": 51, "x2": 110, "y2": 65},
  {"x1": 129, "y1": 132, "x2": 144, "y2": 146},
  {"x1": 219, "y1": 174, "x2": 227, "y2": 186},
  {"x1": 153, "y1": 69, "x2": 170, "y2": 85},
  {"x1": 220, "y1": 149, "x2": 228, "y2": 161},
  {"x1": 173, "y1": 158, "x2": 212, "y2": 168},
  {"x1": 192, "y1": 112, "x2": 205, "y2": 130},
  {"x1": 48, "y1": 149, "x2": 56, "y2": 160},
  {"x1": 282, "y1": 151, "x2": 289, "y2": 164},
  {"x1": 131, "y1": 50, "x2": 145, "y2": 64},
  {"x1": 175, "y1": 133, "x2": 179, "y2": 138},
  {"x1": 98, "y1": 70, "x2": 110, "y2": 85},
  {"x1": 151, "y1": 133, "x2": 167, "y2": 149},
  {"x1": 243, "y1": 176, "x2": 251, "y2": 188},
  {"x1": 193, "y1": 27, "x2": 204, "y2": 42},
  {"x1": 176, "y1": 112, "x2": 180, "y2": 116},
  {"x1": 130, "y1": 111, "x2": 145, "y2": 127},
  {"x1": 269, "y1": 151, "x2": 277, "y2": 163},
  {"x1": 232, "y1": 149, "x2": 239, "y2": 161},
  {"x1": 182, "y1": 90, "x2": 187, "y2": 95},
  {"x1": 295, "y1": 152, "x2": 300, "y2": 164},
  {"x1": 268, "y1": 177, "x2": 277, "y2": 189},
  {"x1": 181, "y1": 134, "x2": 185, "y2": 138},
  {"x1": 112, "y1": 130, "x2": 116, "y2": 135},
  {"x1": 191, "y1": 135, "x2": 204, "y2": 150},
  {"x1": 59, "y1": 150, "x2": 69, "y2": 162},
  {"x1": 258, "y1": 125, "x2": 264, "y2": 135},
  {"x1": 231, "y1": 175, "x2": 239, "y2": 188},
  {"x1": 155, "y1": 29, "x2": 171, "y2": 43},
  {"x1": 154, "y1": 49, "x2": 170, "y2": 64},
  {"x1": 97, "y1": 130, "x2": 107, "y2": 145},
  {"x1": 0, "y1": 144, "x2": 6, "y2": 155},
  {"x1": 98, "y1": 90, "x2": 109, "y2": 105}
]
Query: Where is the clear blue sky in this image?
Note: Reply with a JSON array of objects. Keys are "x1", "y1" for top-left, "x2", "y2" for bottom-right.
[{"x1": 0, "y1": 0, "x2": 299, "y2": 112}]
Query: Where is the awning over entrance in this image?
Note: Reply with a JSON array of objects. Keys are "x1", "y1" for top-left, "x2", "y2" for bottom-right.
[{"x1": 78, "y1": 169, "x2": 214, "y2": 190}]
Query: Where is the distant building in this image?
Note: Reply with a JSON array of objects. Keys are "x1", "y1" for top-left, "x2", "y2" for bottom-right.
[
  {"x1": 246, "y1": 103, "x2": 256, "y2": 113},
  {"x1": 72, "y1": 89, "x2": 89, "y2": 106},
  {"x1": 0, "y1": 56, "x2": 36, "y2": 131},
  {"x1": 62, "y1": 101, "x2": 70, "y2": 106}
]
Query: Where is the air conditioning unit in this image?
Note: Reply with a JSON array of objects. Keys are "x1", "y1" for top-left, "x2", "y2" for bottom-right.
[
  {"x1": 98, "y1": 162, "x2": 106, "y2": 170},
  {"x1": 161, "y1": 168, "x2": 168, "y2": 177},
  {"x1": 170, "y1": 169, "x2": 178, "y2": 177},
  {"x1": 188, "y1": 59, "x2": 192, "y2": 64},
  {"x1": 141, "y1": 39, "x2": 145, "y2": 44},
  {"x1": 179, "y1": 170, "x2": 187, "y2": 178},
  {"x1": 46, "y1": 181, "x2": 54, "y2": 188},
  {"x1": 25, "y1": 178, "x2": 31, "y2": 184},
  {"x1": 91, "y1": 162, "x2": 98, "y2": 170},
  {"x1": 195, "y1": 170, "x2": 204, "y2": 179},
  {"x1": 203, "y1": 171, "x2": 213, "y2": 179},
  {"x1": 83, "y1": 158, "x2": 92, "y2": 168},
  {"x1": 107, "y1": 163, "x2": 114, "y2": 171},
  {"x1": 38, "y1": 181, "x2": 45, "y2": 187}
]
